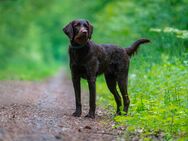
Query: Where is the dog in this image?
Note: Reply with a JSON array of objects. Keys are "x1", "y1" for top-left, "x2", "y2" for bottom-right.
[{"x1": 63, "y1": 19, "x2": 150, "y2": 118}]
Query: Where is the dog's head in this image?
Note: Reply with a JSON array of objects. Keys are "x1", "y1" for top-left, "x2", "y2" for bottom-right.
[{"x1": 63, "y1": 19, "x2": 93, "y2": 45}]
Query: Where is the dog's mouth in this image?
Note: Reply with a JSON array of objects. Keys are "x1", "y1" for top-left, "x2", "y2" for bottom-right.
[{"x1": 74, "y1": 32, "x2": 88, "y2": 45}]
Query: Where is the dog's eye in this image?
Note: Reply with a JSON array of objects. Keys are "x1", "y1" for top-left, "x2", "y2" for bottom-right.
[
  {"x1": 83, "y1": 23, "x2": 88, "y2": 28},
  {"x1": 74, "y1": 23, "x2": 80, "y2": 27}
]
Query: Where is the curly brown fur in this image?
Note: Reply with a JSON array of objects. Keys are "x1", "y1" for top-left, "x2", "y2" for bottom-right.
[{"x1": 63, "y1": 19, "x2": 150, "y2": 118}]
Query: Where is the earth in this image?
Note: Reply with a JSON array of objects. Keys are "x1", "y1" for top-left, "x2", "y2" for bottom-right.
[{"x1": 0, "y1": 71, "x2": 125, "y2": 141}]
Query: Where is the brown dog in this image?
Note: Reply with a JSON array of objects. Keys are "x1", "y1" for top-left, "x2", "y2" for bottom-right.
[{"x1": 63, "y1": 19, "x2": 150, "y2": 118}]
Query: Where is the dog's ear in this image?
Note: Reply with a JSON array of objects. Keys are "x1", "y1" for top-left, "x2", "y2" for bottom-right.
[
  {"x1": 86, "y1": 20, "x2": 93, "y2": 39},
  {"x1": 63, "y1": 21, "x2": 74, "y2": 40}
]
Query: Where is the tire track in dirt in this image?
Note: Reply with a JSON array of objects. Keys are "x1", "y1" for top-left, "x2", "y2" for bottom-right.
[{"x1": 0, "y1": 71, "x2": 123, "y2": 141}]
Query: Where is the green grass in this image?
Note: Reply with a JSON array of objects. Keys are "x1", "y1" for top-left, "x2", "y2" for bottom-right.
[
  {"x1": 0, "y1": 62, "x2": 61, "y2": 80},
  {"x1": 96, "y1": 55, "x2": 188, "y2": 140}
]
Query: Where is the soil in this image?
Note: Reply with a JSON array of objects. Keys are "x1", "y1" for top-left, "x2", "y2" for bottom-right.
[{"x1": 0, "y1": 71, "x2": 124, "y2": 141}]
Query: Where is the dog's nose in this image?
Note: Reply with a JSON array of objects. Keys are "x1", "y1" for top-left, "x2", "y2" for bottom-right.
[{"x1": 80, "y1": 28, "x2": 87, "y2": 34}]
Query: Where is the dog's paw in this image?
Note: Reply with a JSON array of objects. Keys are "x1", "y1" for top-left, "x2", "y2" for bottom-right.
[
  {"x1": 72, "y1": 111, "x2": 81, "y2": 117},
  {"x1": 85, "y1": 113, "x2": 95, "y2": 119}
]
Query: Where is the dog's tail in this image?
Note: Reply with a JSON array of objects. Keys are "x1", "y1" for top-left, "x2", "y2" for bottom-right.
[{"x1": 125, "y1": 38, "x2": 150, "y2": 57}]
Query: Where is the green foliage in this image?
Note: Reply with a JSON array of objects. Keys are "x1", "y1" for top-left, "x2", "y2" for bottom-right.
[
  {"x1": 150, "y1": 27, "x2": 188, "y2": 39},
  {"x1": 97, "y1": 56, "x2": 188, "y2": 140},
  {"x1": 0, "y1": 0, "x2": 65, "y2": 79},
  {"x1": 93, "y1": 0, "x2": 188, "y2": 62}
]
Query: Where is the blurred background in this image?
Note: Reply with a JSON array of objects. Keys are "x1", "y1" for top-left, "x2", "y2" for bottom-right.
[
  {"x1": 0, "y1": 0, "x2": 187, "y2": 79},
  {"x1": 0, "y1": 0, "x2": 188, "y2": 139}
]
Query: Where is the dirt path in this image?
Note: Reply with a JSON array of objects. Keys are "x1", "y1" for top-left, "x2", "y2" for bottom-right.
[{"x1": 0, "y1": 71, "x2": 123, "y2": 141}]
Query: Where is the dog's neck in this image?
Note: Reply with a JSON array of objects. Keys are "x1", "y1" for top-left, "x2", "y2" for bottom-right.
[{"x1": 70, "y1": 40, "x2": 89, "y2": 49}]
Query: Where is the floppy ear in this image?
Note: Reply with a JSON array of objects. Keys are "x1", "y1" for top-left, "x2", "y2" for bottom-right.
[
  {"x1": 86, "y1": 20, "x2": 93, "y2": 39},
  {"x1": 63, "y1": 21, "x2": 74, "y2": 40}
]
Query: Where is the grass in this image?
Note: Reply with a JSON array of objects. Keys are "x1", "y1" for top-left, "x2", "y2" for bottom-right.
[
  {"x1": 96, "y1": 55, "x2": 188, "y2": 140},
  {"x1": 0, "y1": 62, "x2": 61, "y2": 80}
]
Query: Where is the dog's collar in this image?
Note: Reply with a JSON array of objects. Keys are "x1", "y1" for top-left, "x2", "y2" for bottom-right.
[
  {"x1": 70, "y1": 41, "x2": 89, "y2": 49},
  {"x1": 70, "y1": 44, "x2": 86, "y2": 49}
]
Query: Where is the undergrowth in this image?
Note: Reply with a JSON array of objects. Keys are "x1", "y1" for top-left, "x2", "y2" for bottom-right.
[{"x1": 96, "y1": 55, "x2": 188, "y2": 140}]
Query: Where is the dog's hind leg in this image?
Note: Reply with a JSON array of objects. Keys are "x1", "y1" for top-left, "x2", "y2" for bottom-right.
[
  {"x1": 105, "y1": 74, "x2": 122, "y2": 115},
  {"x1": 118, "y1": 75, "x2": 130, "y2": 115}
]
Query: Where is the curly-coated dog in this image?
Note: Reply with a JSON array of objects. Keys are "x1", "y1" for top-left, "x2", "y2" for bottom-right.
[{"x1": 63, "y1": 19, "x2": 150, "y2": 118}]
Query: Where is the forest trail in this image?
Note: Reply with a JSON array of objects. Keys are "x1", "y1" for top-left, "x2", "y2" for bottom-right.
[{"x1": 0, "y1": 71, "x2": 123, "y2": 141}]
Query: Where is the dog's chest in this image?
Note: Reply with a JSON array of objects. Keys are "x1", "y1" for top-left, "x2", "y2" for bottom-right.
[
  {"x1": 69, "y1": 46, "x2": 108, "y2": 78},
  {"x1": 70, "y1": 53, "x2": 89, "y2": 66}
]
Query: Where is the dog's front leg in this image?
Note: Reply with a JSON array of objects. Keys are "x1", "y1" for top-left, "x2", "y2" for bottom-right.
[
  {"x1": 72, "y1": 75, "x2": 82, "y2": 117},
  {"x1": 85, "y1": 76, "x2": 96, "y2": 119}
]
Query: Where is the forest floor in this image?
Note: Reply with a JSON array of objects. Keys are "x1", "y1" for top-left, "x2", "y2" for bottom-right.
[{"x1": 0, "y1": 71, "x2": 124, "y2": 141}]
